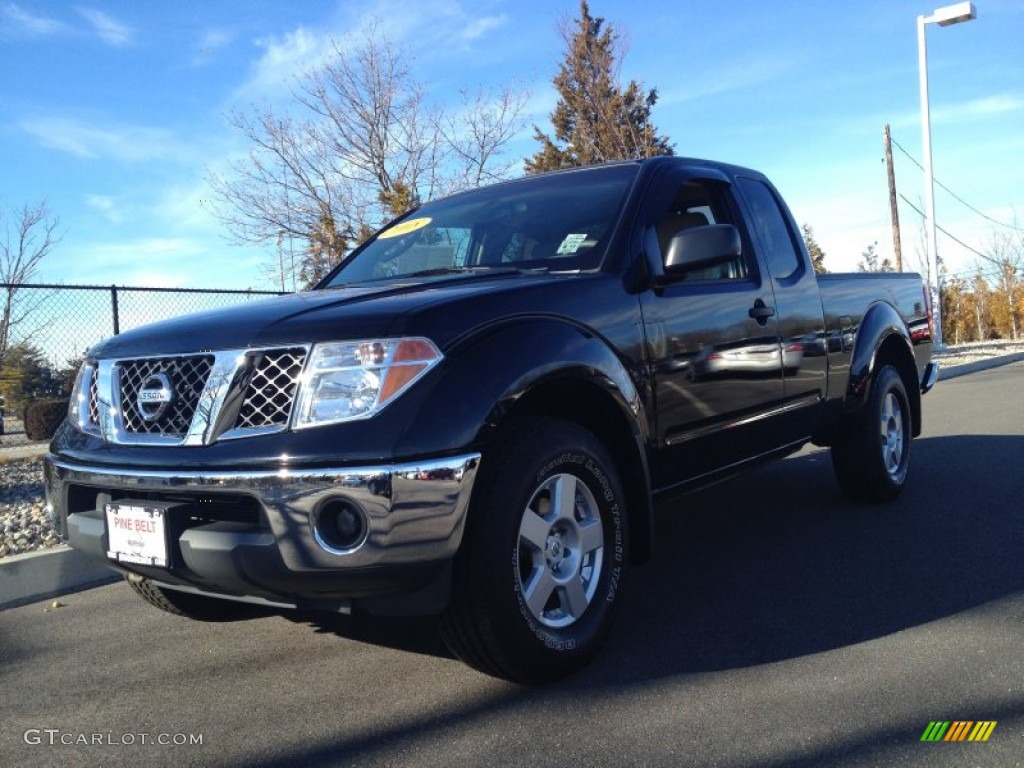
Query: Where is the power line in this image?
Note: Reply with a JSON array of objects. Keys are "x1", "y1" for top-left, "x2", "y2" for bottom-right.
[
  {"x1": 898, "y1": 193, "x2": 999, "y2": 266},
  {"x1": 944, "y1": 265, "x2": 1011, "y2": 281},
  {"x1": 889, "y1": 135, "x2": 1023, "y2": 232}
]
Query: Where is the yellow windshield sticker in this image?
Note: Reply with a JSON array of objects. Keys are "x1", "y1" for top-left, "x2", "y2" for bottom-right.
[{"x1": 378, "y1": 217, "x2": 432, "y2": 239}]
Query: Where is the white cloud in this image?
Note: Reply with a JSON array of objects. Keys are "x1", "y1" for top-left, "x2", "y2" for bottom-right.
[
  {"x1": 658, "y1": 53, "x2": 804, "y2": 105},
  {"x1": 461, "y1": 14, "x2": 507, "y2": 42},
  {"x1": 190, "y1": 28, "x2": 234, "y2": 67},
  {"x1": 75, "y1": 7, "x2": 134, "y2": 47},
  {"x1": 56, "y1": 237, "x2": 202, "y2": 283},
  {"x1": 21, "y1": 116, "x2": 185, "y2": 162},
  {"x1": 84, "y1": 194, "x2": 123, "y2": 223},
  {"x1": 932, "y1": 94, "x2": 1024, "y2": 123},
  {"x1": 54, "y1": 234, "x2": 275, "y2": 292},
  {"x1": 235, "y1": 26, "x2": 335, "y2": 99},
  {"x1": 1, "y1": 2, "x2": 66, "y2": 37},
  {"x1": 201, "y1": 28, "x2": 232, "y2": 49},
  {"x1": 886, "y1": 93, "x2": 1024, "y2": 132},
  {"x1": 232, "y1": 3, "x2": 517, "y2": 102}
]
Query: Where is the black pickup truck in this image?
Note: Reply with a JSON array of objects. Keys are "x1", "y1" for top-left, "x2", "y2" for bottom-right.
[{"x1": 45, "y1": 157, "x2": 937, "y2": 684}]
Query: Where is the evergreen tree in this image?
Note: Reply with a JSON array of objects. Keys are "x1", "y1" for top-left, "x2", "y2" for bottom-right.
[
  {"x1": 0, "y1": 341, "x2": 62, "y2": 415},
  {"x1": 526, "y1": 1, "x2": 672, "y2": 173},
  {"x1": 300, "y1": 214, "x2": 345, "y2": 289},
  {"x1": 801, "y1": 224, "x2": 829, "y2": 274},
  {"x1": 857, "y1": 242, "x2": 895, "y2": 273}
]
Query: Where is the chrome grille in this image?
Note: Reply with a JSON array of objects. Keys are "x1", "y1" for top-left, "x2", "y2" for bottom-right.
[
  {"x1": 118, "y1": 356, "x2": 214, "y2": 436},
  {"x1": 234, "y1": 349, "x2": 306, "y2": 430}
]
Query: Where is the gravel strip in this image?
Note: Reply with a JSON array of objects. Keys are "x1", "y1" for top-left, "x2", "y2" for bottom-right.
[
  {"x1": 934, "y1": 339, "x2": 1024, "y2": 368},
  {"x1": 0, "y1": 458, "x2": 57, "y2": 559}
]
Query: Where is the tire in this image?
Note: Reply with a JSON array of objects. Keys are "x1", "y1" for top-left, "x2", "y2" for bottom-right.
[
  {"x1": 438, "y1": 419, "x2": 628, "y2": 685},
  {"x1": 831, "y1": 364, "x2": 912, "y2": 502},
  {"x1": 126, "y1": 575, "x2": 268, "y2": 622}
]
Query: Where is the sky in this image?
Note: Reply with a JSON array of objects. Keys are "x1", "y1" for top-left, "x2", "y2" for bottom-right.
[{"x1": 1, "y1": 0, "x2": 1021, "y2": 292}]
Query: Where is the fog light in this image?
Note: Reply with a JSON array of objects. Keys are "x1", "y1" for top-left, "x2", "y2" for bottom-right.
[{"x1": 312, "y1": 499, "x2": 368, "y2": 554}]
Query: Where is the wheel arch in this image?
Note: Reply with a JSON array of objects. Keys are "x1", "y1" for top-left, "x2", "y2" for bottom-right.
[
  {"x1": 845, "y1": 302, "x2": 922, "y2": 437},
  {"x1": 448, "y1": 317, "x2": 653, "y2": 565},
  {"x1": 486, "y1": 373, "x2": 654, "y2": 566}
]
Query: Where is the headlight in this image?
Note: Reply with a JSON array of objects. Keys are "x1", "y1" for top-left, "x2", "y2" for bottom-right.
[
  {"x1": 293, "y1": 338, "x2": 441, "y2": 428},
  {"x1": 68, "y1": 360, "x2": 95, "y2": 429}
]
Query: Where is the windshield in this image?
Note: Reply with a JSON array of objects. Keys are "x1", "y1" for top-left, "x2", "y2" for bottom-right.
[{"x1": 322, "y1": 164, "x2": 638, "y2": 287}]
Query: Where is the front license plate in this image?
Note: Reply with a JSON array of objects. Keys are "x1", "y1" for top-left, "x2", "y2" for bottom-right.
[{"x1": 106, "y1": 502, "x2": 169, "y2": 568}]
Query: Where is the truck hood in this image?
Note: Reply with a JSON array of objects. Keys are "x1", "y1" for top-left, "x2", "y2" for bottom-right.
[{"x1": 90, "y1": 271, "x2": 557, "y2": 357}]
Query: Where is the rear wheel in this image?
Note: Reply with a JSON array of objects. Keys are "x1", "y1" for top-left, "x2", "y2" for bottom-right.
[
  {"x1": 831, "y1": 364, "x2": 912, "y2": 502},
  {"x1": 439, "y1": 419, "x2": 628, "y2": 684},
  {"x1": 126, "y1": 574, "x2": 268, "y2": 622}
]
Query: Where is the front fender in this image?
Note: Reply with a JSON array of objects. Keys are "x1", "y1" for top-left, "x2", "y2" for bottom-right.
[
  {"x1": 392, "y1": 317, "x2": 649, "y2": 457},
  {"x1": 390, "y1": 317, "x2": 655, "y2": 564}
]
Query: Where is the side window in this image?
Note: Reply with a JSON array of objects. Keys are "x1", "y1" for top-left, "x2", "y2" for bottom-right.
[
  {"x1": 736, "y1": 177, "x2": 802, "y2": 280},
  {"x1": 655, "y1": 181, "x2": 747, "y2": 280}
]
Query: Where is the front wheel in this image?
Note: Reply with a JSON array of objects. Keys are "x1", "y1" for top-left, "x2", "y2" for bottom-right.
[
  {"x1": 831, "y1": 364, "x2": 913, "y2": 502},
  {"x1": 438, "y1": 419, "x2": 628, "y2": 684}
]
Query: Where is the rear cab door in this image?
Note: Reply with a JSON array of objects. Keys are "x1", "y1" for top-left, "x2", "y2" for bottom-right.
[{"x1": 732, "y1": 174, "x2": 828, "y2": 443}]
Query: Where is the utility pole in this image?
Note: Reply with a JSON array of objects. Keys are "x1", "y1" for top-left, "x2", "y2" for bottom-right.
[{"x1": 883, "y1": 124, "x2": 903, "y2": 272}]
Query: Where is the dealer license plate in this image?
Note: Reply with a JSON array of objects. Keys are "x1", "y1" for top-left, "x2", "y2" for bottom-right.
[{"x1": 106, "y1": 502, "x2": 169, "y2": 568}]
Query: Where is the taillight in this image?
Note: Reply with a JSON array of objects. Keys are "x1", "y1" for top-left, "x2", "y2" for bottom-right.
[{"x1": 923, "y1": 285, "x2": 934, "y2": 341}]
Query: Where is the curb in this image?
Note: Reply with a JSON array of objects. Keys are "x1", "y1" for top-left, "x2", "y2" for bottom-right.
[
  {"x1": 0, "y1": 352, "x2": 1020, "y2": 612},
  {"x1": 0, "y1": 545, "x2": 119, "y2": 611},
  {"x1": 0, "y1": 443, "x2": 50, "y2": 462},
  {"x1": 937, "y1": 351, "x2": 1024, "y2": 381}
]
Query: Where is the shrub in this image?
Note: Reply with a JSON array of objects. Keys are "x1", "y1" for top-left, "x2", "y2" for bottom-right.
[{"x1": 24, "y1": 398, "x2": 69, "y2": 441}]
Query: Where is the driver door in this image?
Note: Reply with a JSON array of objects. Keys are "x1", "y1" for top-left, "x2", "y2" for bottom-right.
[{"x1": 639, "y1": 169, "x2": 785, "y2": 489}]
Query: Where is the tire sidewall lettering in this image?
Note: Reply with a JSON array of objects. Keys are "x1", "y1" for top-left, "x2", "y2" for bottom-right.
[{"x1": 513, "y1": 450, "x2": 624, "y2": 651}]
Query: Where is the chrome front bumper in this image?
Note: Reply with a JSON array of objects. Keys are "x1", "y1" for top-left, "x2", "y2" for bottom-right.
[{"x1": 44, "y1": 453, "x2": 480, "y2": 605}]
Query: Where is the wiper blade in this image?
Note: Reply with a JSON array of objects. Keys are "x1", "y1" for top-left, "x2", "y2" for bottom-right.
[
  {"x1": 402, "y1": 267, "x2": 473, "y2": 277},
  {"x1": 401, "y1": 266, "x2": 524, "y2": 278}
]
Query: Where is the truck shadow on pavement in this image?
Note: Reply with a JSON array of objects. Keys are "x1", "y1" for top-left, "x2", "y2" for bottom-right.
[
  {"x1": 279, "y1": 434, "x2": 1024, "y2": 683},
  {"x1": 285, "y1": 610, "x2": 452, "y2": 659},
  {"x1": 587, "y1": 433, "x2": 1024, "y2": 682},
  {"x1": 233, "y1": 434, "x2": 1024, "y2": 768}
]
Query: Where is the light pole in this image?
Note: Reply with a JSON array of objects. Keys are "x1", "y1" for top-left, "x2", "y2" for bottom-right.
[{"x1": 918, "y1": 1, "x2": 976, "y2": 348}]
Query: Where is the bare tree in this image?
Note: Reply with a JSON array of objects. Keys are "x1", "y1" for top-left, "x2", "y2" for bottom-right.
[
  {"x1": 441, "y1": 86, "x2": 530, "y2": 193},
  {"x1": 209, "y1": 28, "x2": 528, "y2": 289},
  {"x1": 299, "y1": 33, "x2": 445, "y2": 220},
  {"x1": 0, "y1": 202, "x2": 62, "y2": 367}
]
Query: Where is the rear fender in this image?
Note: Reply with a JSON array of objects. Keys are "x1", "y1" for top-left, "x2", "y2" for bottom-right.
[{"x1": 844, "y1": 302, "x2": 921, "y2": 435}]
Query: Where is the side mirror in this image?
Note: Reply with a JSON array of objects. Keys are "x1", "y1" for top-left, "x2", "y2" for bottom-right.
[{"x1": 664, "y1": 224, "x2": 742, "y2": 274}]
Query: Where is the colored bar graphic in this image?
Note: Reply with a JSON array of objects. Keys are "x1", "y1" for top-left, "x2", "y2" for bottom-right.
[
  {"x1": 945, "y1": 721, "x2": 973, "y2": 741},
  {"x1": 968, "y1": 721, "x2": 997, "y2": 742},
  {"x1": 921, "y1": 721, "x2": 950, "y2": 741},
  {"x1": 920, "y1": 720, "x2": 996, "y2": 742}
]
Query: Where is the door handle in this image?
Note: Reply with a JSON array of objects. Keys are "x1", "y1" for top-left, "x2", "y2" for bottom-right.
[{"x1": 748, "y1": 300, "x2": 775, "y2": 326}]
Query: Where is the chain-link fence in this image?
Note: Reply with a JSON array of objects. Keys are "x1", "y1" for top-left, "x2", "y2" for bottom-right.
[{"x1": 1, "y1": 282, "x2": 285, "y2": 451}]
